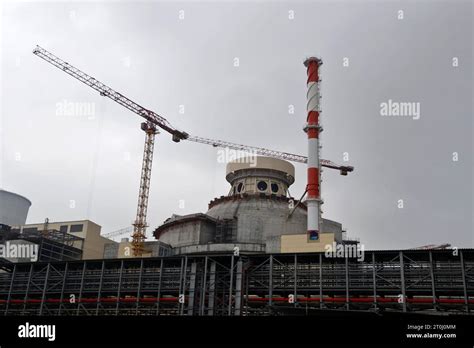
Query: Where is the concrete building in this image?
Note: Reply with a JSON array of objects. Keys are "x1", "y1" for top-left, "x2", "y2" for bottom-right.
[
  {"x1": 0, "y1": 223, "x2": 84, "y2": 262},
  {"x1": 16, "y1": 220, "x2": 113, "y2": 259},
  {"x1": 0, "y1": 189, "x2": 31, "y2": 226},
  {"x1": 154, "y1": 157, "x2": 347, "y2": 254}
]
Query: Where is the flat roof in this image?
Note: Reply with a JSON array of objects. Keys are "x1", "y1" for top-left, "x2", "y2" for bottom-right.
[{"x1": 22, "y1": 219, "x2": 101, "y2": 227}]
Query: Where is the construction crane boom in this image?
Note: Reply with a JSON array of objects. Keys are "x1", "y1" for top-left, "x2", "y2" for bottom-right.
[
  {"x1": 186, "y1": 135, "x2": 353, "y2": 175},
  {"x1": 33, "y1": 46, "x2": 188, "y2": 142},
  {"x1": 33, "y1": 45, "x2": 354, "y2": 255}
]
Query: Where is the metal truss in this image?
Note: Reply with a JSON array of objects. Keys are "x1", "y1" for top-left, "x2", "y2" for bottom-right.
[{"x1": 0, "y1": 250, "x2": 472, "y2": 316}]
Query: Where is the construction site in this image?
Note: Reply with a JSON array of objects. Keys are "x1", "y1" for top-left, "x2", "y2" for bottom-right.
[{"x1": 0, "y1": 46, "x2": 472, "y2": 317}]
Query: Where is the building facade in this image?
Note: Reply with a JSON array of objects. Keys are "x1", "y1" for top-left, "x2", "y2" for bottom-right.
[{"x1": 15, "y1": 220, "x2": 113, "y2": 260}]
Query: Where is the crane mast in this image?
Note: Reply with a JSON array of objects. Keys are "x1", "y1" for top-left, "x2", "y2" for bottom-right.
[
  {"x1": 132, "y1": 122, "x2": 158, "y2": 255},
  {"x1": 33, "y1": 45, "x2": 354, "y2": 256}
]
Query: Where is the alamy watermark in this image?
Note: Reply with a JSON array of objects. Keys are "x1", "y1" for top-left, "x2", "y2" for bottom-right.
[
  {"x1": 216, "y1": 148, "x2": 258, "y2": 167},
  {"x1": 0, "y1": 242, "x2": 39, "y2": 262},
  {"x1": 324, "y1": 242, "x2": 365, "y2": 261},
  {"x1": 18, "y1": 322, "x2": 55, "y2": 341},
  {"x1": 380, "y1": 99, "x2": 420, "y2": 120},
  {"x1": 56, "y1": 99, "x2": 96, "y2": 119}
]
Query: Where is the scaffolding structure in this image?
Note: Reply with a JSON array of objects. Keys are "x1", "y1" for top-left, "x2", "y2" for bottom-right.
[{"x1": 0, "y1": 249, "x2": 472, "y2": 316}]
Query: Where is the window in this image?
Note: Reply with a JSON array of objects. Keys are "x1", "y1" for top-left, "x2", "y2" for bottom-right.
[
  {"x1": 22, "y1": 227, "x2": 38, "y2": 233},
  {"x1": 70, "y1": 224, "x2": 83, "y2": 233},
  {"x1": 59, "y1": 225, "x2": 68, "y2": 233},
  {"x1": 271, "y1": 183, "x2": 279, "y2": 193},
  {"x1": 308, "y1": 231, "x2": 319, "y2": 241},
  {"x1": 237, "y1": 182, "x2": 244, "y2": 193},
  {"x1": 257, "y1": 181, "x2": 267, "y2": 191}
]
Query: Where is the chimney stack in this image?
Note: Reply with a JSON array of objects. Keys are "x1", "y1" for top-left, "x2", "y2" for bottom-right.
[{"x1": 304, "y1": 57, "x2": 323, "y2": 241}]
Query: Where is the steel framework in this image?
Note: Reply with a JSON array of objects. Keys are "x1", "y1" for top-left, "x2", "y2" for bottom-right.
[
  {"x1": 0, "y1": 249, "x2": 472, "y2": 316},
  {"x1": 1, "y1": 229, "x2": 84, "y2": 262}
]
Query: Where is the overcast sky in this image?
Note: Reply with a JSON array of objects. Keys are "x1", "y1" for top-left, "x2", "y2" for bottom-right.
[{"x1": 0, "y1": 0, "x2": 472, "y2": 250}]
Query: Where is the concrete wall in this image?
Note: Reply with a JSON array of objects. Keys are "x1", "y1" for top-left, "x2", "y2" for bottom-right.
[
  {"x1": 206, "y1": 196, "x2": 342, "y2": 253},
  {"x1": 104, "y1": 240, "x2": 171, "y2": 258},
  {"x1": 280, "y1": 233, "x2": 335, "y2": 253},
  {"x1": 117, "y1": 241, "x2": 140, "y2": 258},
  {"x1": 207, "y1": 196, "x2": 301, "y2": 241},
  {"x1": 157, "y1": 195, "x2": 343, "y2": 254},
  {"x1": 81, "y1": 222, "x2": 112, "y2": 259},
  {"x1": 156, "y1": 221, "x2": 201, "y2": 248},
  {"x1": 172, "y1": 242, "x2": 265, "y2": 255},
  {"x1": 149, "y1": 241, "x2": 172, "y2": 257},
  {"x1": 199, "y1": 220, "x2": 216, "y2": 244},
  {"x1": 228, "y1": 170, "x2": 290, "y2": 196},
  {"x1": 103, "y1": 243, "x2": 119, "y2": 259},
  {"x1": 323, "y1": 219, "x2": 344, "y2": 242}
]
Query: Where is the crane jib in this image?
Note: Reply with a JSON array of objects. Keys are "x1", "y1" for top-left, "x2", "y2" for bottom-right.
[{"x1": 32, "y1": 45, "x2": 353, "y2": 174}]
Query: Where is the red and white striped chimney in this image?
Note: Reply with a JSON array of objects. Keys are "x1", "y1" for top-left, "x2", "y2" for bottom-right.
[{"x1": 304, "y1": 57, "x2": 323, "y2": 241}]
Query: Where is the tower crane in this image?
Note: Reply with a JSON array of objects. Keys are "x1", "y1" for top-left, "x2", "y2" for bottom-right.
[{"x1": 33, "y1": 46, "x2": 353, "y2": 256}]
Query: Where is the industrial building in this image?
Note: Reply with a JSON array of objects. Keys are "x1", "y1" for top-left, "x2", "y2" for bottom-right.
[
  {"x1": 0, "y1": 190, "x2": 114, "y2": 262},
  {"x1": 0, "y1": 223, "x2": 84, "y2": 262},
  {"x1": 0, "y1": 191, "x2": 84, "y2": 263},
  {"x1": 154, "y1": 157, "x2": 351, "y2": 255},
  {"x1": 16, "y1": 220, "x2": 112, "y2": 260},
  {"x1": 0, "y1": 220, "x2": 114, "y2": 262}
]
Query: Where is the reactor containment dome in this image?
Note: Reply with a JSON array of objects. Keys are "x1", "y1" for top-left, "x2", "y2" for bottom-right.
[{"x1": 153, "y1": 157, "x2": 344, "y2": 255}]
